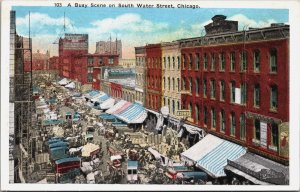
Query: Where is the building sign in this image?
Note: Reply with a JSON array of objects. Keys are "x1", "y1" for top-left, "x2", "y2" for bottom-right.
[
  {"x1": 176, "y1": 110, "x2": 191, "y2": 118},
  {"x1": 260, "y1": 121, "x2": 267, "y2": 148},
  {"x1": 235, "y1": 88, "x2": 241, "y2": 104},
  {"x1": 279, "y1": 122, "x2": 289, "y2": 158},
  {"x1": 63, "y1": 34, "x2": 88, "y2": 50}
]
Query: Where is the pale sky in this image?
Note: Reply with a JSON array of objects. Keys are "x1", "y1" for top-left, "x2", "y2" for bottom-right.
[{"x1": 13, "y1": 6, "x2": 288, "y2": 58}]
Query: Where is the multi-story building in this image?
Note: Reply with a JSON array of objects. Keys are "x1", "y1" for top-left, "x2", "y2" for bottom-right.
[
  {"x1": 161, "y1": 41, "x2": 181, "y2": 117},
  {"x1": 134, "y1": 46, "x2": 146, "y2": 105},
  {"x1": 95, "y1": 39, "x2": 122, "y2": 58},
  {"x1": 49, "y1": 56, "x2": 59, "y2": 71},
  {"x1": 31, "y1": 50, "x2": 50, "y2": 71},
  {"x1": 110, "y1": 82, "x2": 122, "y2": 99},
  {"x1": 58, "y1": 34, "x2": 88, "y2": 78},
  {"x1": 179, "y1": 15, "x2": 289, "y2": 163},
  {"x1": 145, "y1": 43, "x2": 162, "y2": 112}
]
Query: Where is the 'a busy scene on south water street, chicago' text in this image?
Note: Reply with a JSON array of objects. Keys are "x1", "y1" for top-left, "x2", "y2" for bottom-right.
[{"x1": 8, "y1": 6, "x2": 289, "y2": 185}]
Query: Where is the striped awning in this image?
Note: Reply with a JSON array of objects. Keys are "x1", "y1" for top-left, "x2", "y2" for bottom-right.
[
  {"x1": 196, "y1": 140, "x2": 246, "y2": 178},
  {"x1": 100, "y1": 98, "x2": 115, "y2": 110}
]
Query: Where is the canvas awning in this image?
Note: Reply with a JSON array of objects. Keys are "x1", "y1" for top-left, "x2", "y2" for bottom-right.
[
  {"x1": 110, "y1": 155, "x2": 122, "y2": 161},
  {"x1": 196, "y1": 140, "x2": 246, "y2": 178},
  {"x1": 225, "y1": 152, "x2": 289, "y2": 185},
  {"x1": 181, "y1": 134, "x2": 223, "y2": 165},
  {"x1": 148, "y1": 147, "x2": 162, "y2": 160},
  {"x1": 55, "y1": 157, "x2": 80, "y2": 165},
  {"x1": 58, "y1": 78, "x2": 70, "y2": 85},
  {"x1": 81, "y1": 143, "x2": 100, "y2": 157},
  {"x1": 128, "y1": 160, "x2": 138, "y2": 169},
  {"x1": 107, "y1": 101, "x2": 147, "y2": 124},
  {"x1": 92, "y1": 93, "x2": 110, "y2": 103},
  {"x1": 100, "y1": 98, "x2": 115, "y2": 110},
  {"x1": 65, "y1": 82, "x2": 75, "y2": 89}
]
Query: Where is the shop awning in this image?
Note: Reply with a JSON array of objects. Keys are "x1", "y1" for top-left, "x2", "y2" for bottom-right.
[
  {"x1": 106, "y1": 100, "x2": 130, "y2": 114},
  {"x1": 91, "y1": 93, "x2": 109, "y2": 103},
  {"x1": 65, "y1": 82, "x2": 75, "y2": 89},
  {"x1": 128, "y1": 160, "x2": 138, "y2": 169},
  {"x1": 99, "y1": 113, "x2": 116, "y2": 120},
  {"x1": 114, "y1": 103, "x2": 147, "y2": 124},
  {"x1": 225, "y1": 152, "x2": 289, "y2": 185},
  {"x1": 58, "y1": 78, "x2": 70, "y2": 85},
  {"x1": 100, "y1": 98, "x2": 115, "y2": 110},
  {"x1": 196, "y1": 140, "x2": 246, "y2": 178},
  {"x1": 84, "y1": 90, "x2": 100, "y2": 99},
  {"x1": 181, "y1": 134, "x2": 223, "y2": 165}
]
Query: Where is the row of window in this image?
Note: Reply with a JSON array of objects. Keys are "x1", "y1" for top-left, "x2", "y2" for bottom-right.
[
  {"x1": 87, "y1": 57, "x2": 113, "y2": 65},
  {"x1": 163, "y1": 98, "x2": 180, "y2": 115},
  {"x1": 182, "y1": 48, "x2": 278, "y2": 73},
  {"x1": 189, "y1": 105, "x2": 278, "y2": 147},
  {"x1": 147, "y1": 94, "x2": 160, "y2": 110},
  {"x1": 183, "y1": 78, "x2": 278, "y2": 110},
  {"x1": 163, "y1": 56, "x2": 181, "y2": 70},
  {"x1": 147, "y1": 75, "x2": 161, "y2": 89},
  {"x1": 163, "y1": 77, "x2": 181, "y2": 92}
]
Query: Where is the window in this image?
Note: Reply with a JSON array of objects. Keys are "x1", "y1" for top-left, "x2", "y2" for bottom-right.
[
  {"x1": 172, "y1": 57, "x2": 175, "y2": 69},
  {"x1": 168, "y1": 77, "x2": 170, "y2": 90},
  {"x1": 211, "y1": 53, "x2": 216, "y2": 71},
  {"x1": 210, "y1": 79, "x2": 216, "y2": 99},
  {"x1": 88, "y1": 57, "x2": 93, "y2": 65},
  {"x1": 271, "y1": 123, "x2": 278, "y2": 147},
  {"x1": 270, "y1": 85, "x2": 278, "y2": 110},
  {"x1": 172, "y1": 78, "x2": 175, "y2": 91},
  {"x1": 254, "y1": 84, "x2": 260, "y2": 107},
  {"x1": 109, "y1": 57, "x2": 114, "y2": 65},
  {"x1": 177, "y1": 101, "x2": 180, "y2": 112},
  {"x1": 204, "y1": 107, "x2": 208, "y2": 125},
  {"x1": 182, "y1": 78, "x2": 186, "y2": 91},
  {"x1": 168, "y1": 57, "x2": 171, "y2": 69},
  {"x1": 240, "y1": 113, "x2": 246, "y2": 140},
  {"x1": 230, "y1": 112, "x2": 236, "y2": 136},
  {"x1": 163, "y1": 97, "x2": 166, "y2": 106},
  {"x1": 88, "y1": 67, "x2": 93, "y2": 73},
  {"x1": 163, "y1": 57, "x2": 166, "y2": 69},
  {"x1": 211, "y1": 108, "x2": 216, "y2": 128},
  {"x1": 188, "y1": 103, "x2": 192, "y2": 114},
  {"x1": 99, "y1": 58, "x2": 103, "y2": 65},
  {"x1": 177, "y1": 78, "x2": 180, "y2": 92},
  {"x1": 203, "y1": 53, "x2": 208, "y2": 70},
  {"x1": 230, "y1": 52, "x2": 235, "y2": 71},
  {"x1": 240, "y1": 51, "x2": 247, "y2": 72},
  {"x1": 177, "y1": 56, "x2": 181, "y2": 70},
  {"x1": 87, "y1": 74, "x2": 93, "y2": 83},
  {"x1": 230, "y1": 81, "x2": 236, "y2": 103},
  {"x1": 189, "y1": 54, "x2": 193, "y2": 69},
  {"x1": 219, "y1": 52, "x2": 225, "y2": 71},
  {"x1": 195, "y1": 78, "x2": 199, "y2": 95},
  {"x1": 241, "y1": 82, "x2": 247, "y2": 105},
  {"x1": 254, "y1": 119, "x2": 260, "y2": 140},
  {"x1": 254, "y1": 50, "x2": 260, "y2": 72},
  {"x1": 203, "y1": 79, "x2": 207, "y2": 97},
  {"x1": 163, "y1": 77, "x2": 166, "y2": 90},
  {"x1": 195, "y1": 53, "x2": 200, "y2": 70},
  {"x1": 189, "y1": 77, "x2": 192, "y2": 92},
  {"x1": 183, "y1": 54, "x2": 187, "y2": 69},
  {"x1": 195, "y1": 105, "x2": 199, "y2": 123},
  {"x1": 220, "y1": 80, "x2": 225, "y2": 101},
  {"x1": 168, "y1": 99, "x2": 170, "y2": 108},
  {"x1": 220, "y1": 110, "x2": 225, "y2": 132},
  {"x1": 270, "y1": 49, "x2": 277, "y2": 73}
]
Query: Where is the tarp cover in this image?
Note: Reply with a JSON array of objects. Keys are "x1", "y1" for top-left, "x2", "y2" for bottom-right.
[{"x1": 81, "y1": 143, "x2": 100, "y2": 157}]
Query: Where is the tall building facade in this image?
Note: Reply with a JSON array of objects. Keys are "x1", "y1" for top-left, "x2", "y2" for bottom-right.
[
  {"x1": 58, "y1": 34, "x2": 88, "y2": 78},
  {"x1": 145, "y1": 44, "x2": 162, "y2": 111},
  {"x1": 161, "y1": 41, "x2": 181, "y2": 117},
  {"x1": 31, "y1": 50, "x2": 50, "y2": 71},
  {"x1": 179, "y1": 15, "x2": 289, "y2": 163},
  {"x1": 95, "y1": 39, "x2": 122, "y2": 58},
  {"x1": 134, "y1": 46, "x2": 146, "y2": 105}
]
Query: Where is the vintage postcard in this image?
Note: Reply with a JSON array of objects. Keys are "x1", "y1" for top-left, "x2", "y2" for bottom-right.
[{"x1": 1, "y1": 0, "x2": 299, "y2": 191}]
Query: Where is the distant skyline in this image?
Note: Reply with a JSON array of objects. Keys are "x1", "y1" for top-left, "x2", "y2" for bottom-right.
[{"x1": 13, "y1": 6, "x2": 288, "y2": 58}]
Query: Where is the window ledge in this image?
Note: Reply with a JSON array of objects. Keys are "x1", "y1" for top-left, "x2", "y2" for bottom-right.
[
  {"x1": 252, "y1": 138, "x2": 260, "y2": 146},
  {"x1": 219, "y1": 70, "x2": 225, "y2": 72},
  {"x1": 269, "y1": 108, "x2": 278, "y2": 113},
  {"x1": 270, "y1": 72, "x2": 278, "y2": 75},
  {"x1": 268, "y1": 145, "x2": 278, "y2": 152}
]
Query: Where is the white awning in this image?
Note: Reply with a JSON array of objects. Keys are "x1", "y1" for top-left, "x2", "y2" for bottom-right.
[
  {"x1": 100, "y1": 98, "x2": 115, "y2": 110},
  {"x1": 65, "y1": 82, "x2": 75, "y2": 89},
  {"x1": 181, "y1": 134, "x2": 223, "y2": 164},
  {"x1": 82, "y1": 143, "x2": 100, "y2": 157},
  {"x1": 58, "y1": 78, "x2": 70, "y2": 85},
  {"x1": 110, "y1": 155, "x2": 122, "y2": 161},
  {"x1": 148, "y1": 147, "x2": 162, "y2": 160}
]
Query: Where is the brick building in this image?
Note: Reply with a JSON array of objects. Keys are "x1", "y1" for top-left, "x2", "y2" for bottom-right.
[
  {"x1": 179, "y1": 15, "x2": 289, "y2": 163},
  {"x1": 49, "y1": 56, "x2": 59, "y2": 70},
  {"x1": 58, "y1": 34, "x2": 88, "y2": 78},
  {"x1": 145, "y1": 43, "x2": 162, "y2": 111},
  {"x1": 95, "y1": 39, "x2": 122, "y2": 58}
]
